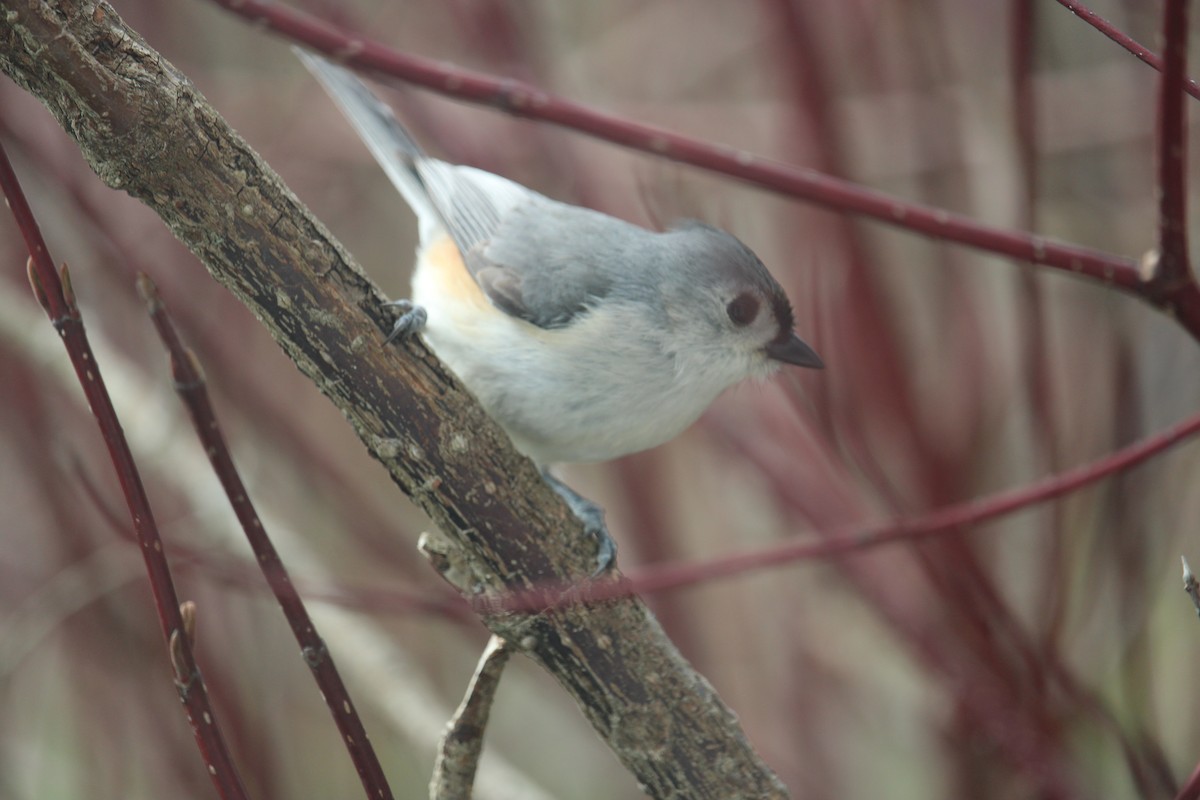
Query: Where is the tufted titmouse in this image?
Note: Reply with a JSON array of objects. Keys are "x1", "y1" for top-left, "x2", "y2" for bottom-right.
[{"x1": 298, "y1": 51, "x2": 822, "y2": 568}]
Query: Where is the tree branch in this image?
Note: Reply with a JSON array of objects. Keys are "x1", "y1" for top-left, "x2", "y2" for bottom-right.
[
  {"x1": 430, "y1": 635, "x2": 511, "y2": 800},
  {"x1": 0, "y1": 1, "x2": 787, "y2": 797}
]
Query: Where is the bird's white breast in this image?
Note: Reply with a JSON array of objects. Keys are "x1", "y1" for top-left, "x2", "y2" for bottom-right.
[{"x1": 410, "y1": 234, "x2": 732, "y2": 465}]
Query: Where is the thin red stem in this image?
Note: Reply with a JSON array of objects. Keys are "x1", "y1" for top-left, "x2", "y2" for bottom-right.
[
  {"x1": 1054, "y1": 0, "x2": 1200, "y2": 102},
  {"x1": 497, "y1": 406, "x2": 1200, "y2": 610},
  {"x1": 206, "y1": 0, "x2": 1140, "y2": 290},
  {"x1": 0, "y1": 140, "x2": 249, "y2": 799},
  {"x1": 634, "y1": 405, "x2": 1200, "y2": 593},
  {"x1": 139, "y1": 276, "x2": 395, "y2": 800},
  {"x1": 1177, "y1": 760, "x2": 1200, "y2": 800},
  {"x1": 1155, "y1": 0, "x2": 1191, "y2": 287},
  {"x1": 78, "y1": 456, "x2": 475, "y2": 623},
  {"x1": 1012, "y1": 0, "x2": 1038, "y2": 215}
]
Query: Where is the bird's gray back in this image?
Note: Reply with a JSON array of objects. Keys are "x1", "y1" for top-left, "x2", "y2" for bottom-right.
[{"x1": 475, "y1": 199, "x2": 670, "y2": 328}]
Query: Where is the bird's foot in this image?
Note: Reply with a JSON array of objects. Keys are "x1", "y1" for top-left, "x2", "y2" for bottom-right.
[
  {"x1": 541, "y1": 470, "x2": 616, "y2": 576},
  {"x1": 383, "y1": 299, "x2": 428, "y2": 343}
]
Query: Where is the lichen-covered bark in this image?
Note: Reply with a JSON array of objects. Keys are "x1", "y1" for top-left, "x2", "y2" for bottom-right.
[{"x1": 0, "y1": 2, "x2": 789, "y2": 796}]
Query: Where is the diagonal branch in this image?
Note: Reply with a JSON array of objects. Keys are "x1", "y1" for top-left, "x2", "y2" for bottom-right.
[
  {"x1": 1054, "y1": 0, "x2": 1200, "y2": 102},
  {"x1": 0, "y1": 2, "x2": 788, "y2": 796}
]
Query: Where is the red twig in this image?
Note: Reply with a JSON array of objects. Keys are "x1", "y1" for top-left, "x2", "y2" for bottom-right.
[
  {"x1": 206, "y1": 0, "x2": 1140, "y2": 289},
  {"x1": 634, "y1": 403, "x2": 1200, "y2": 591},
  {"x1": 0, "y1": 116, "x2": 431, "y2": 583},
  {"x1": 138, "y1": 276, "x2": 395, "y2": 800},
  {"x1": 1153, "y1": 0, "x2": 1192, "y2": 289},
  {"x1": 68, "y1": 447, "x2": 476, "y2": 624},
  {"x1": 495, "y1": 406, "x2": 1200, "y2": 611},
  {"x1": 1012, "y1": 0, "x2": 1038, "y2": 214},
  {"x1": 1134, "y1": 0, "x2": 1200, "y2": 332},
  {"x1": 1054, "y1": 0, "x2": 1200, "y2": 102},
  {"x1": 1178, "y1": 759, "x2": 1200, "y2": 800},
  {"x1": 0, "y1": 140, "x2": 248, "y2": 799}
]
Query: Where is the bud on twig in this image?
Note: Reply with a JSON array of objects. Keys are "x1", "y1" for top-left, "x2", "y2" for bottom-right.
[
  {"x1": 26, "y1": 256, "x2": 49, "y2": 313},
  {"x1": 1183, "y1": 556, "x2": 1200, "y2": 618}
]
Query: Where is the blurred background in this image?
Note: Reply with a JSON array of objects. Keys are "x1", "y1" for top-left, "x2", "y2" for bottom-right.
[{"x1": 3, "y1": 1, "x2": 1200, "y2": 798}]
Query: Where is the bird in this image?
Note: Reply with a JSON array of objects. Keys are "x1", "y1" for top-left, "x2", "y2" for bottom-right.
[{"x1": 297, "y1": 50, "x2": 822, "y2": 570}]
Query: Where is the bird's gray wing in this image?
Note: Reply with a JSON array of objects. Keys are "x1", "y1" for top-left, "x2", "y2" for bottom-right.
[
  {"x1": 405, "y1": 153, "x2": 642, "y2": 330},
  {"x1": 298, "y1": 49, "x2": 652, "y2": 328}
]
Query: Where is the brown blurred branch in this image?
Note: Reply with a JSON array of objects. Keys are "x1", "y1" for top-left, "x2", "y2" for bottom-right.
[{"x1": 0, "y1": 1, "x2": 787, "y2": 797}]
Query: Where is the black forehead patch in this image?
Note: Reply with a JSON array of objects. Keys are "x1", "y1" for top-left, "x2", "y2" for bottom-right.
[{"x1": 769, "y1": 291, "x2": 795, "y2": 342}]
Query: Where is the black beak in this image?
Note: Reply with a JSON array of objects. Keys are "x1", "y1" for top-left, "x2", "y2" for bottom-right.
[{"x1": 766, "y1": 332, "x2": 824, "y2": 369}]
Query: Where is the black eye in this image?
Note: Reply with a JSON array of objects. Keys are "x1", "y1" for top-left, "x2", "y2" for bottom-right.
[{"x1": 726, "y1": 293, "x2": 760, "y2": 327}]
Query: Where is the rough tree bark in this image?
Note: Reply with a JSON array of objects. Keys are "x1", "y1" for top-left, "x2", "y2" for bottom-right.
[{"x1": 0, "y1": 2, "x2": 789, "y2": 797}]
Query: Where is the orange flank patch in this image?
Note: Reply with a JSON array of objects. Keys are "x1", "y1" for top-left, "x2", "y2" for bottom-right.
[{"x1": 421, "y1": 234, "x2": 491, "y2": 312}]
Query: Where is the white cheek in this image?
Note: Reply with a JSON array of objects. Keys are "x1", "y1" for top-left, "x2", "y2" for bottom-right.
[{"x1": 752, "y1": 356, "x2": 782, "y2": 380}]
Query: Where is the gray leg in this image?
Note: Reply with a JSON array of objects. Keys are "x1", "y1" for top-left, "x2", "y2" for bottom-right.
[
  {"x1": 383, "y1": 299, "x2": 428, "y2": 343},
  {"x1": 541, "y1": 470, "x2": 616, "y2": 575}
]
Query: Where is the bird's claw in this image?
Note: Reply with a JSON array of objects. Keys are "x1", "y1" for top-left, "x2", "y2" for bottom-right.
[
  {"x1": 542, "y1": 470, "x2": 617, "y2": 576},
  {"x1": 383, "y1": 299, "x2": 427, "y2": 343}
]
